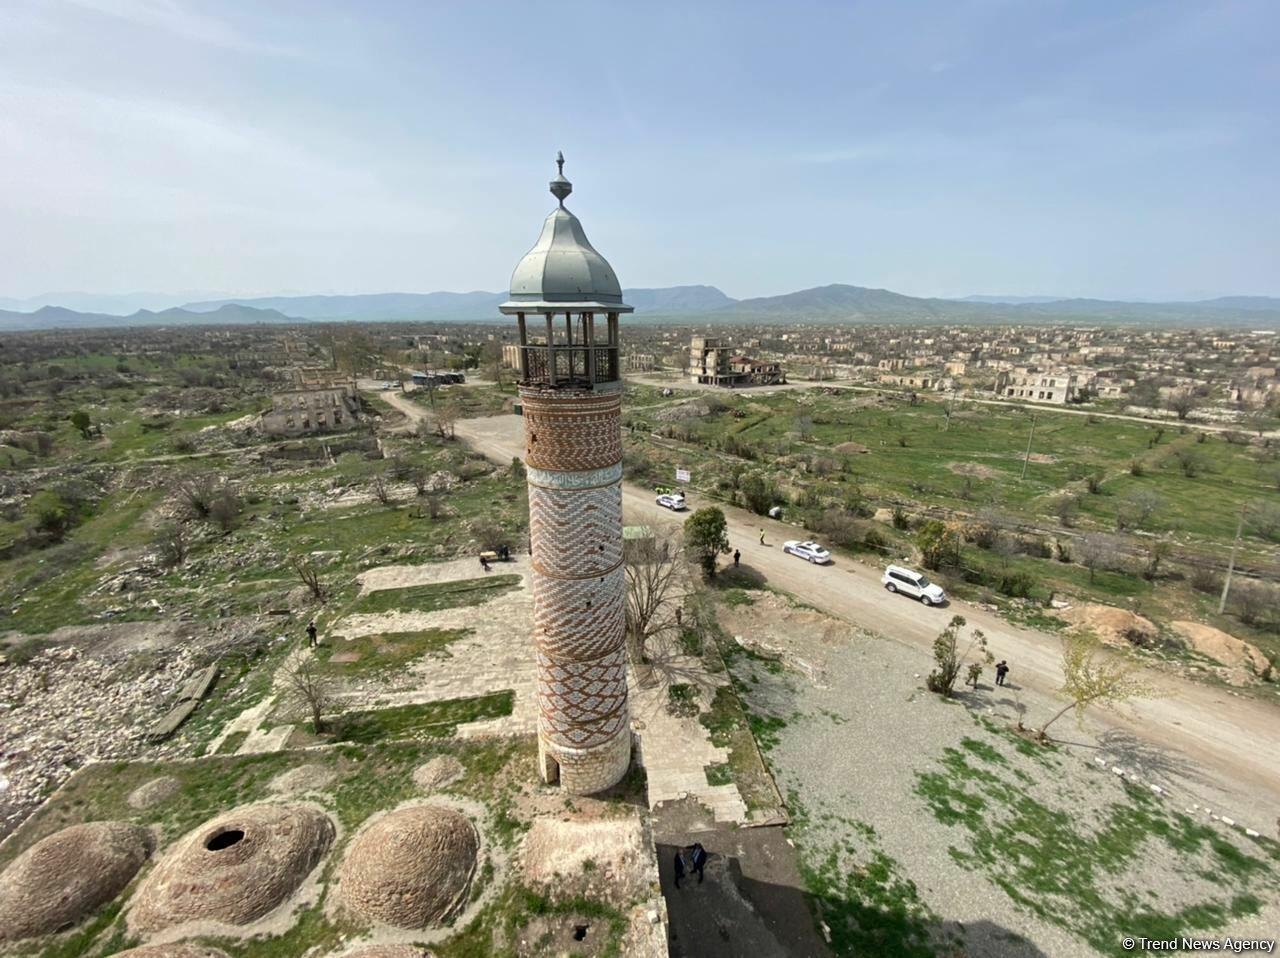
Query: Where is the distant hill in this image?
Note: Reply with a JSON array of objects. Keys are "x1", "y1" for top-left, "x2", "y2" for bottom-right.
[
  {"x1": 957, "y1": 295, "x2": 1067, "y2": 305},
  {"x1": 0, "y1": 303, "x2": 297, "y2": 332},
  {"x1": 0, "y1": 291, "x2": 233, "y2": 314},
  {"x1": 182, "y1": 286, "x2": 736, "y2": 321},
  {"x1": 3, "y1": 284, "x2": 1277, "y2": 330}
]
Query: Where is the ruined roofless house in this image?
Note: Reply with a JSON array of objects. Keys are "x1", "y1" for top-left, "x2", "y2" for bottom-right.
[{"x1": 500, "y1": 154, "x2": 632, "y2": 794}]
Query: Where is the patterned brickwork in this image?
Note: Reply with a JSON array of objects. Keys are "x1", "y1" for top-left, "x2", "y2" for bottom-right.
[
  {"x1": 521, "y1": 384, "x2": 629, "y2": 795},
  {"x1": 527, "y1": 484, "x2": 624, "y2": 578},
  {"x1": 521, "y1": 388, "x2": 623, "y2": 473}
]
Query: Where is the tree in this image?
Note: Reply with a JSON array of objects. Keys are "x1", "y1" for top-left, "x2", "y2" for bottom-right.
[
  {"x1": 1077, "y1": 534, "x2": 1117, "y2": 583},
  {"x1": 291, "y1": 554, "x2": 327, "y2": 601},
  {"x1": 371, "y1": 473, "x2": 393, "y2": 506},
  {"x1": 738, "y1": 473, "x2": 776, "y2": 516},
  {"x1": 1167, "y1": 389, "x2": 1198, "y2": 421},
  {"x1": 154, "y1": 521, "x2": 189, "y2": 568},
  {"x1": 175, "y1": 473, "x2": 220, "y2": 520},
  {"x1": 208, "y1": 488, "x2": 243, "y2": 533},
  {"x1": 69, "y1": 409, "x2": 92, "y2": 439},
  {"x1": 433, "y1": 402, "x2": 460, "y2": 440},
  {"x1": 1037, "y1": 632, "x2": 1152, "y2": 742},
  {"x1": 281, "y1": 654, "x2": 335, "y2": 733},
  {"x1": 623, "y1": 524, "x2": 683, "y2": 666},
  {"x1": 26, "y1": 490, "x2": 72, "y2": 542},
  {"x1": 916, "y1": 519, "x2": 960, "y2": 571},
  {"x1": 925, "y1": 616, "x2": 990, "y2": 696},
  {"x1": 1115, "y1": 489, "x2": 1164, "y2": 531},
  {"x1": 683, "y1": 507, "x2": 730, "y2": 578}
]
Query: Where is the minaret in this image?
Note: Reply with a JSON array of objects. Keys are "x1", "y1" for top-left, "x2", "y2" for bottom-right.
[{"x1": 500, "y1": 154, "x2": 633, "y2": 794}]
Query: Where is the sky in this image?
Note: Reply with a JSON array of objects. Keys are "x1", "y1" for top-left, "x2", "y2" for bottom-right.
[{"x1": 0, "y1": 0, "x2": 1276, "y2": 303}]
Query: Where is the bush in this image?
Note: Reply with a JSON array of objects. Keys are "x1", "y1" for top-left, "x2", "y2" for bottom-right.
[
  {"x1": 1129, "y1": 459, "x2": 1146, "y2": 477},
  {"x1": 1188, "y1": 565, "x2": 1221, "y2": 595},
  {"x1": 891, "y1": 506, "x2": 910, "y2": 530}
]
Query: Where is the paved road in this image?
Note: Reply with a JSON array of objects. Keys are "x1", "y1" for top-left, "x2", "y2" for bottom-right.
[{"x1": 380, "y1": 391, "x2": 1280, "y2": 806}]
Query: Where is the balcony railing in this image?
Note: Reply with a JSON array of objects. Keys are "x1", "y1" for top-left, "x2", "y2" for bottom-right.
[{"x1": 521, "y1": 345, "x2": 619, "y2": 387}]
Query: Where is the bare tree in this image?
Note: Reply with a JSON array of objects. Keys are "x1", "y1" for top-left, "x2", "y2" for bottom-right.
[
  {"x1": 1167, "y1": 389, "x2": 1198, "y2": 421},
  {"x1": 1116, "y1": 489, "x2": 1164, "y2": 531},
  {"x1": 175, "y1": 473, "x2": 220, "y2": 520},
  {"x1": 433, "y1": 402, "x2": 460, "y2": 440},
  {"x1": 1037, "y1": 632, "x2": 1152, "y2": 742},
  {"x1": 371, "y1": 473, "x2": 393, "y2": 506},
  {"x1": 1077, "y1": 534, "x2": 1117, "y2": 583},
  {"x1": 290, "y1": 554, "x2": 326, "y2": 601},
  {"x1": 209, "y1": 488, "x2": 243, "y2": 533},
  {"x1": 154, "y1": 521, "x2": 189, "y2": 568},
  {"x1": 281, "y1": 654, "x2": 335, "y2": 733},
  {"x1": 624, "y1": 524, "x2": 683, "y2": 666}
]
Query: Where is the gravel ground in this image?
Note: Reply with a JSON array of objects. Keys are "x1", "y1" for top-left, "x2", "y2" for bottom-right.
[{"x1": 732, "y1": 608, "x2": 1280, "y2": 958}]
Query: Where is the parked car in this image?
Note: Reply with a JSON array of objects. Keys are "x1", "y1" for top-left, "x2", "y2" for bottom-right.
[
  {"x1": 656, "y1": 493, "x2": 687, "y2": 511},
  {"x1": 783, "y1": 540, "x2": 832, "y2": 564},
  {"x1": 381, "y1": 381, "x2": 393, "y2": 389},
  {"x1": 881, "y1": 565, "x2": 946, "y2": 605}
]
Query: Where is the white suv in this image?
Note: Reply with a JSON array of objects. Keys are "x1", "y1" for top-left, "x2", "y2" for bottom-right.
[{"x1": 882, "y1": 565, "x2": 946, "y2": 605}]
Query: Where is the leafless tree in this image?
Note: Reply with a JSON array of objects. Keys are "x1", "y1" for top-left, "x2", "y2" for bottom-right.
[
  {"x1": 1116, "y1": 489, "x2": 1164, "y2": 531},
  {"x1": 1167, "y1": 389, "x2": 1198, "y2": 421},
  {"x1": 154, "y1": 521, "x2": 189, "y2": 568},
  {"x1": 209, "y1": 488, "x2": 243, "y2": 533},
  {"x1": 624, "y1": 524, "x2": 684, "y2": 667},
  {"x1": 290, "y1": 554, "x2": 326, "y2": 601},
  {"x1": 371, "y1": 473, "x2": 393, "y2": 506},
  {"x1": 281, "y1": 654, "x2": 335, "y2": 733},
  {"x1": 175, "y1": 473, "x2": 220, "y2": 519},
  {"x1": 433, "y1": 402, "x2": 459, "y2": 440},
  {"x1": 1077, "y1": 534, "x2": 1117, "y2": 583}
]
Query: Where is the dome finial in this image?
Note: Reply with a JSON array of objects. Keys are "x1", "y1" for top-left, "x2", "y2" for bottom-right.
[{"x1": 550, "y1": 150, "x2": 572, "y2": 207}]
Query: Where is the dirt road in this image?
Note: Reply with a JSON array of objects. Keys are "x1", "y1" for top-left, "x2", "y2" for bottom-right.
[{"x1": 382, "y1": 392, "x2": 1280, "y2": 807}]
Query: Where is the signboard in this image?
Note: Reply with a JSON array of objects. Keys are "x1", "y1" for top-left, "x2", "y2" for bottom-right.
[{"x1": 675, "y1": 468, "x2": 691, "y2": 484}]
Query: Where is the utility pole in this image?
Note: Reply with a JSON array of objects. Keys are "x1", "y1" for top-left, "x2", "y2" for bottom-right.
[
  {"x1": 1020, "y1": 412, "x2": 1038, "y2": 480},
  {"x1": 945, "y1": 389, "x2": 958, "y2": 431},
  {"x1": 1217, "y1": 505, "x2": 1246, "y2": 615}
]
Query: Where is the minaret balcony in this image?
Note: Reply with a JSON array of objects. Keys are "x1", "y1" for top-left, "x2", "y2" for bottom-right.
[{"x1": 520, "y1": 344, "x2": 619, "y2": 388}]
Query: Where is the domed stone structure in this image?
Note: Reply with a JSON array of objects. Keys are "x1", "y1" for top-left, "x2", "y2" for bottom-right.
[
  {"x1": 113, "y1": 946, "x2": 231, "y2": 958},
  {"x1": 412, "y1": 755, "x2": 464, "y2": 792},
  {"x1": 0, "y1": 821, "x2": 153, "y2": 942},
  {"x1": 129, "y1": 802, "x2": 334, "y2": 932},
  {"x1": 336, "y1": 805, "x2": 478, "y2": 929}
]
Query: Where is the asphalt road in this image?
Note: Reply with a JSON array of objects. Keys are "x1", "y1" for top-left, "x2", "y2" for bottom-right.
[{"x1": 379, "y1": 391, "x2": 1280, "y2": 807}]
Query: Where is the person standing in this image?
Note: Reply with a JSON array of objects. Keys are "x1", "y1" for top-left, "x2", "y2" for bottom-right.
[
  {"x1": 306, "y1": 621, "x2": 318, "y2": 648},
  {"x1": 690, "y1": 842, "x2": 708, "y2": 884},
  {"x1": 995, "y1": 660, "x2": 1009, "y2": 686},
  {"x1": 733, "y1": 549, "x2": 741, "y2": 567},
  {"x1": 673, "y1": 848, "x2": 687, "y2": 889}
]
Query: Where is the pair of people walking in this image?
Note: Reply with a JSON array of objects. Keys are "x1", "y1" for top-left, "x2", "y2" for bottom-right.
[{"x1": 673, "y1": 842, "x2": 708, "y2": 888}]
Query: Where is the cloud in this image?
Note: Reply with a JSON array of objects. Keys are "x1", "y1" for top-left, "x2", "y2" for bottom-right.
[{"x1": 62, "y1": 0, "x2": 295, "y2": 55}]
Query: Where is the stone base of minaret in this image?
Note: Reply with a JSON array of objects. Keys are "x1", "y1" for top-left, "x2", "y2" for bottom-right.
[{"x1": 538, "y1": 728, "x2": 632, "y2": 794}]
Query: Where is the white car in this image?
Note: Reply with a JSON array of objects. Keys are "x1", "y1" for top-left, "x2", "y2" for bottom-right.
[
  {"x1": 882, "y1": 565, "x2": 946, "y2": 605},
  {"x1": 655, "y1": 493, "x2": 687, "y2": 511},
  {"x1": 783, "y1": 540, "x2": 832, "y2": 564}
]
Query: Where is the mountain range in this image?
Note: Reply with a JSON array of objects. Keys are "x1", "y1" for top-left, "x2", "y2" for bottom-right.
[{"x1": 2, "y1": 284, "x2": 1278, "y2": 332}]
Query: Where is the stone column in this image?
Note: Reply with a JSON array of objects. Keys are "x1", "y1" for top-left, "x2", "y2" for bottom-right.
[{"x1": 520, "y1": 381, "x2": 631, "y2": 794}]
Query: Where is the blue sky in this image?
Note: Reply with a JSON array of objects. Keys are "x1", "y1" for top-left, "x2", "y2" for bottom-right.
[{"x1": 1, "y1": 0, "x2": 1275, "y2": 301}]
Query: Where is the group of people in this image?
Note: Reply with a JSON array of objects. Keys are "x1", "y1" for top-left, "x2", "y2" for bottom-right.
[{"x1": 673, "y1": 842, "x2": 709, "y2": 888}]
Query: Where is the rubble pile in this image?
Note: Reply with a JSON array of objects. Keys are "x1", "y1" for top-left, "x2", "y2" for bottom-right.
[{"x1": 0, "y1": 645, "x2": 202, "y2": 837}]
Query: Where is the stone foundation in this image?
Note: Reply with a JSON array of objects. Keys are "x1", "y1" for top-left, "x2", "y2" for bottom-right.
[{"x1": 539, "y1": 727, "x2": 632, "y2": 795}]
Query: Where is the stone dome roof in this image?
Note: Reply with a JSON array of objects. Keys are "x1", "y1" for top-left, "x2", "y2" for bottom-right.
[
  {"x1": 0, "y1": 821, "x2": 153, "y2": 942},
  {"x1": 500, "y1": 154, "x2": 632, "y2": 315},
  {"x1": 129, "y1": 802, "x2": 334, "y2": 932},
  {"x1": 113, "y1": 946, "x2": 231, "y2": 958},
  {"x1": 336, "y1": 804, "x2": 478, "y2": 929}
]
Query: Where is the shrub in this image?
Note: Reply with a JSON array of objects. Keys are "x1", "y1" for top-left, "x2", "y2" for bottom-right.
[
  {"x1": 1128, "y1": 459, "x2": 1146, "y2": 477},
  {"x1": 1188, "y1": 564, "x2": 1221, "y2": 595}
]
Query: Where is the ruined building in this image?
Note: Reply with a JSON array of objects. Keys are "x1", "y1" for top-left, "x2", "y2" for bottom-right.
[{"x1": 500, "y1": 154, "x2": 632, "y2": 794}]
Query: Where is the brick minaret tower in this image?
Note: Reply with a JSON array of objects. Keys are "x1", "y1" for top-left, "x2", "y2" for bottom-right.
[{"x1": 500, "y1": 154, "x2": 633, "y2": 794}]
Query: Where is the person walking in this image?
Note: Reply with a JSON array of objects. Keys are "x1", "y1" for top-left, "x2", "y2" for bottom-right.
[
  {"x1": 995, "y1": 660, "x2": 1009, "y2": 686},
  {"x1": 480, "y1": 554, "x2": 491, "y2": 572},
  {"x1": 759, "y1": 529, "x2": 766, "y2": 545},
  {"x1": 673, "y1": 848, "x2": 687, "y2": 889},
  {"x1": 690, "y1": 842, "x2": 708, "y2": 884},
  {"x1": 733, "y1": 549, "x2": 741, "y2": 567},
  {"x1": 306, "y1": 621, "x2": 318, "y2": 648}
]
